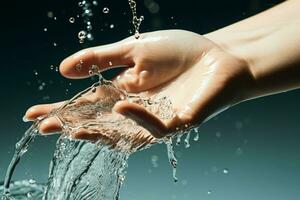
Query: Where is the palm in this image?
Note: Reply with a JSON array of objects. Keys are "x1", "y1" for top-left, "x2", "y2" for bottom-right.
[{"x1": 25, "y1": 30, "x2": 253, "y2": 138}]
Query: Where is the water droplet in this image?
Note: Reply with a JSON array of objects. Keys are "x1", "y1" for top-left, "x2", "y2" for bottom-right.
[
  {"x1": 87, "y1": 33, "x2": 94, "y2": 41},
  {"x1": 78, "y1": 1, "x2": 85, "y2": 7},
  {"x1": 69, "y1": 17, "x2": 75, "y2": 23},
  {"x1": 47, "y1": 11, "x2": 54, "y2": 18},
  {"x1": 235, "y1": 121, "x2": 243, "y2": 130},
  {"x1": 50, "y1": 65, "x2": 54, "y2": 70},
  {"x1": 89, "y1": 65, "x2": 100, "y2": 76},
  {"x1": 176, "y1": 134, "x2": 182, "y2": 145},
  {"x1": 76, "y1": 64, "x2": 82, "y2": 71},
  {"x1": 193, "y1": 128, "x2": 199, "y2": 141},
  {"x1": 216, "y1": 131, "x2": 222, "y2": 138},
  {"x1": 43, "y1": 95, "x2": 50, "y2": 101},
  {"x1": 92, "y1": 0, "x2": 98, "y2": 6},
  {"x1": 109, "y1": 61, "x2": 113, "y2": 66},
  {"x1": 43, "y1": 28, "x2": 48, "y2": 32},
  {"x1": 53, "y1": 42, "x2": 58, "y2": 47},
  {"x1": 181, "y1": 179, "x2": 188, "y2": 186},
  {"x1": 34, "y1": 70, "x2": 38, "y2": 76},
  {"x1": 38, "y1": 82, "x2": 46, "y2": 91},
  {"x1": 103, "y1": 7, "x2": 109, "y2": 14},
  {"x1": 78, "y1": 30, "x2": 87, "y2": 40},
  {"x1": 151, "y1": 155, "x2": 159, "y2": 168},
  {"x1": 184, "y1": 132, "x2": 190, "y2": 148},
  {"x1": 27, "y1": 192, "x2": 32, "y2": 198},
  {"x1": 87, "y1": 25, "x2": 93, "y2": 31},
  {"x1": 236, "y1": 147, "x2": 243, "y2": 156},
  {"x1": 165, "y1": 138, "x2": 178, "y2": 182},
  {"x1": 110, "y1": 24, "x2": 114, "y2": 29},
  {"x1": 54, "y1": 17, "x2": 57, "y2": 20},
  {"x1": 207, "y1": 190, "x2": 212, "y2": 195},
  {"x1": 223, "y1": 168, "x2": 229, "y2": 174}
]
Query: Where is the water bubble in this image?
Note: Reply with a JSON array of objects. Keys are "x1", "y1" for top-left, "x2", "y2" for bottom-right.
[
  {"x1": 151, "y1": 155, "x2": 159, "y2": 168},
  {"x1": 78, "y1": 30, "x2": 87, "y2": 40},
  {"x1": 47, "y1": 11, "x2": 54, "y2": 18},
  {"x1": 43, "y1": 95, "x2": 50, "y2": 101},
  {"x1": 223, "y1": 168, "x2": 229, "y2": 174},
  {"x1": 148, "y1": 2, "x2": 160, "y2": 14},
  {"x1": 69, "y1": 17, "x2": 75, "y2": 23},
  {"x1": 38, "y1": 82, "x2": 46, "y2": 91},
  {"x1": 110, "y1": 24, "x2": 115, "y2": 29},
  {"x1": 236, "y1": 147, "x2": 243, "y2": 156},
  {"x1": 103, "y1": 7, "x2": 109, "y2": 14},
  {"x1": 216, "y1": 131, "x2": 222, "y2": 138},
  {"x1": 92, "y1": 0, "x2": 98, "y2": 6},
  {"x1": 50, "y1": 65, "x2": 54, "y2": 70},
  {"x1": 181, "y1": 179, "x2": 188, "y2": 186},
  {"x1": 235, "y1": 121, "x2": 243, "y2": 130}
]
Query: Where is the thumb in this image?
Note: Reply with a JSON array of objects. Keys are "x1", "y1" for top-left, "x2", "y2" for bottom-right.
[{"x1": 60, "y1": 40, "x2": 134, "y2": 79}]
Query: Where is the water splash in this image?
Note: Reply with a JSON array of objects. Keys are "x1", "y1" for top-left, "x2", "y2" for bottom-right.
[
  {"x1": 165, "y1": 138, "x2": 178, "y2": 182},
  {"x1": 128, "y1": 0, "x2": 144, "y2": 39},
  {"x1": 2, "y1": 68, "x2": 176, "y2": 199}
]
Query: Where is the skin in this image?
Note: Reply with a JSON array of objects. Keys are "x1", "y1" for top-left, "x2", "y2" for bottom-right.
[{"x1": 25, "y1": 0, "x2": 300, "y2": 139}]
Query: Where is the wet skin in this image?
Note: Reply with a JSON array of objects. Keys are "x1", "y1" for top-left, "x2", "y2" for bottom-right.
[{"x1": 25, "y1": 1, "x2": 300, "y2": 140}]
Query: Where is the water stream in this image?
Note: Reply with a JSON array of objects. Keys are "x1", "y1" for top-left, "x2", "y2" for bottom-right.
[{"x1": 1, "y1": 72, "x2": 176, "y2": 200}]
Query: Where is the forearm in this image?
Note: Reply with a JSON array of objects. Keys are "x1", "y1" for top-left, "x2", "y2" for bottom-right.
[{"x1": 205, "y1": 0, "x2": 300, "y2": 100}]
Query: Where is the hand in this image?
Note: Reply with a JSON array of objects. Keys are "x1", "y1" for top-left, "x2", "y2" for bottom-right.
[{"x1": 25, "y1": 30, "x2": 254, "y2": 139}]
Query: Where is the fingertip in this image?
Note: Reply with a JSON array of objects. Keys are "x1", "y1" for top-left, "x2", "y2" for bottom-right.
[
  {"x1": 39, "y1": 117, "x2": 62, "y2": 135},
  {"x1": 113, "y1": 100, "x2": 129, "y2": 114},
  {"x1": 25, "y1": 105, "x2": 40, "y2": 121},
  {"x1": 59, "y1": 48, "x2": 96, "y2": 79}
]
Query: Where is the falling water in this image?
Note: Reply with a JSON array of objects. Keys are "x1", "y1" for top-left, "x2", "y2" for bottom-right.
[
  {"x1": 128, "y1": 0, "x2": 144, "y2": 39},
  {"x1": 1, "y1": 68, "x2": 175, "y2": 199}
]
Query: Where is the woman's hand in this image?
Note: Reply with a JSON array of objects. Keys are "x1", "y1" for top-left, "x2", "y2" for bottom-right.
[{"x1": 24, "y1": 30, "x2": 254, "y2": 138}]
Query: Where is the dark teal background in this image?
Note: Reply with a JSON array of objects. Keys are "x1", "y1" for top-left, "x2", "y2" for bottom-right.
[{"x1": 1, "y1": 0, "x2": 300, "y2": 199}]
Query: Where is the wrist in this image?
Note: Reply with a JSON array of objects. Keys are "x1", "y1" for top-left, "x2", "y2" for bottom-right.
[{"x1": 204, "y1": 24, "x2": 286, "y2": 100}]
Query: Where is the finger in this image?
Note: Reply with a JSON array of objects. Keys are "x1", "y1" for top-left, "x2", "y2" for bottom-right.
[
  {"x1": 39, "y1": 117, "x2": 62, "y2": 135},
  {"x1": 24, "y1": 101, "x2": 65, "y2": 121},
  {"x1": 60, "y1": 41, "x2": 135, "y2": 79},
  {"x1": 113, "y1": 101, "x2": 168, "y2": 138}
]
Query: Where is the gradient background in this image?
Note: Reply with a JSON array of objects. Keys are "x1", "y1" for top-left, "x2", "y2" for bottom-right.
[{"x1": 1, "y1": 0, "x2": 300, "y2": 199}]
